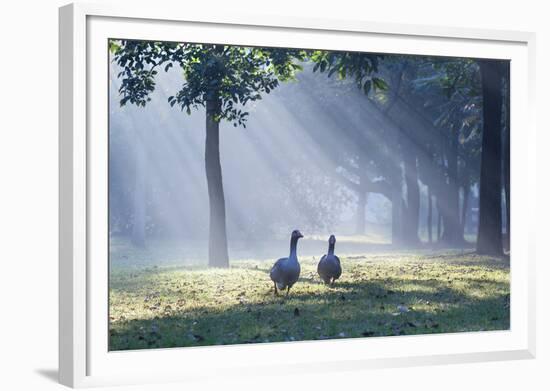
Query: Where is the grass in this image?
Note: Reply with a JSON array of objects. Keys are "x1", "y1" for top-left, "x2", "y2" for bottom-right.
[{"x1": 109, "y1": 249, "x2": 510, "y2": 351}]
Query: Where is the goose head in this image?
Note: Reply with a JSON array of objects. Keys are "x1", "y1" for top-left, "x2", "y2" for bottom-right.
[
  {"x1": 328, "y1": 234, "x2": 336, "y2": 245},
  {"x1": 291, "y1": 230, "x2": 304, "y2": 240}
]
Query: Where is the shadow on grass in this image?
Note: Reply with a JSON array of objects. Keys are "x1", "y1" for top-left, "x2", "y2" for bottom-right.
[
  {"x1": 238, "y1": 252, "x2": 509, "y2": 275},
  {"x1": 109, "y1": 276, "x2": 510, "y2": 351}
]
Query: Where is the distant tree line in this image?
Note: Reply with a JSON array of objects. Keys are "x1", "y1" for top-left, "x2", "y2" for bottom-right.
[{"x1": 307, "y1": 52, "x2": 509, "y2": 256}]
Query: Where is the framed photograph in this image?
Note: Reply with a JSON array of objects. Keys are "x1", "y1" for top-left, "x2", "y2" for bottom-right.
[{"x1": 59, "y1": 3, "x2": 536, "y2": 388}]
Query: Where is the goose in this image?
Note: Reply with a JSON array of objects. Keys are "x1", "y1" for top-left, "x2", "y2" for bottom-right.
[
  {"x1": 270, "y1": 230, "x2": 303, "y2": 296},
  {"x1": 317, "y1": 235, "x2": 342, "y2": 285}
]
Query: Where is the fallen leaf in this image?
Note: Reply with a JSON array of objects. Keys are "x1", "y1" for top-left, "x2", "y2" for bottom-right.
[{"x1": 397, "y1": 305, "x2": 409, "y2": 313}]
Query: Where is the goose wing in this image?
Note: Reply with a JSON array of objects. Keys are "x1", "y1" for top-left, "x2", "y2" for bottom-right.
[
  {"x1": 270, "y1": 257, "x2": 287, "y2": 282},
  {"x1": 317, "y1": 254, "x2": 327, "y2": 273},
  {"x1": 317, "y1": 254, "x2": 331, "y2": 283},
  {"x1": 333, "y1": 255, "x2": 342, "y2": 279}
]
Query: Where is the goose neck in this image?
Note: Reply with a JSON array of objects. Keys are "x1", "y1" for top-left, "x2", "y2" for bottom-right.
[{"x1": 289, "y1": 237, "x2": 299, "y2": 257}]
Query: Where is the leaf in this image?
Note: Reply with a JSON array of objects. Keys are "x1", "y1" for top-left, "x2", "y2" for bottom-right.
[
  {"x1": 372, "y1": 77, "x2": 389, "y2": 91},
  {"x1": 397, "y1": 305, "x2": 409, "y2": 313},
  {"x1": 192, "y1": 334, "x2": 205, "y2": 342},
  {"x1": 363, "y1": 80, "x2": 372, "y2": 95}
]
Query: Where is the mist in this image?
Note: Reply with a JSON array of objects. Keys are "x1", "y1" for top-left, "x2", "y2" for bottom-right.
[{"x1": 108, "y1": 50, "x2": 509, "y2": 265}]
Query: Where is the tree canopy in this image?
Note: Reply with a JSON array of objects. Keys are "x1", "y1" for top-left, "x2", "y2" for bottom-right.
[{"x1": 110, "y1": 40, "x2": 306, "y2": 126}]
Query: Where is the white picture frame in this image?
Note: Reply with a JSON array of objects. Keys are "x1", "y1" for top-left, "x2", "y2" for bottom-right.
[{"x1": 59, "y1": 2, "x2": 537, "y2": 388}]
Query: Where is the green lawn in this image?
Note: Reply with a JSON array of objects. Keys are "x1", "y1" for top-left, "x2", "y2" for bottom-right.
[{"x1": 109, "y1": 251, "x2": 509, "y2": 351}]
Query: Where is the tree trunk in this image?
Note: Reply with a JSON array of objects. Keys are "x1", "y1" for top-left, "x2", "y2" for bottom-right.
[
  {"x1": 461, "y1": 186, "x2": 470, "y2": 238},
  {"x1": 387, "y1": 155, "x2": 403, "y2": 246},
  {"x1": 131, "y1": 144, "x2": 146, "y2": 247},
  {"x1": 402, "y1": 150, "x2": 420, "y2": 245},
  {"x1": 440, "y1": 134, "x2": 462, "y2": 246},
  {"x1": 205, "y1": 97, "x2": 229, "y2": 267},
  {"x1": 427, "y1": 187, "x2": 433, "y2": 244},
  {"x1": 477, "y1": 59, "x2": 504, "y2": 255},
  {"x1": 503, "y1": 62, "x2": 511, "y2": 250},
  {"x1": 391, "y1": 184, "x2": 402, "y2": 246}
]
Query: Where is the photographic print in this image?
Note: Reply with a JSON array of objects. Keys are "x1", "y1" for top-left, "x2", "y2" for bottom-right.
[{"x1": 108, "y1": 39, "x2": 510, "y2": 351}]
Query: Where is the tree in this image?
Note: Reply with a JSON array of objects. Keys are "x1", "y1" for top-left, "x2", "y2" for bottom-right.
[
  {"x1": 372, "y1": 62, "x2": 415, "y2": 245},
  {"x1": 324, "y1": 54, "x2": 485, "y2": 248},
  {"x1": 110, "y1": 40, "x2": 305, "y2": 267},
  {"x1": 476, "y1": 59, "x2": 504, "y2": 255},
  {"x1": 404, "y1": 57, "x2": 482, "y2": 246}
]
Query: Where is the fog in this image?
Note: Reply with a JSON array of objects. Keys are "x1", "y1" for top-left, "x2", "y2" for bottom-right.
[{"x1": 108, "y1": 53, "x2": 505, "y2": 264}]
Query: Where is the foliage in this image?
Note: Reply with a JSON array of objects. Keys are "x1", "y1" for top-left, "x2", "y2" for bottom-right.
[
  {"x1": 110, "y1": 40, "x2": 306, "y2": 126},
  {"x1": 310, "y1": 50, "x2": 388, "y2": 95},
  {"x1": 110, "y1": 248, "x2": 509, "y2": 350},
  {"x1": 413, "y1": 58, "x2": 482, "y2": 144},
  {"x1": 410, "y1": 57, "x2": 483, "y2": 185},
  {"x1": 356, "y1": 55, "x2": 484, "y2": 194}
]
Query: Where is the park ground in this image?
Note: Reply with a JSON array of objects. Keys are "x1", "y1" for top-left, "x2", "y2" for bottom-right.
[{"x1": 109, "y1": 237, "x2": 510, "y2": 351}]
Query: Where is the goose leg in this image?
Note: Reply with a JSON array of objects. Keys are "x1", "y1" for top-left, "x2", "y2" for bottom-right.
[
  {"x1": 286, "y1": 286, "x2": 290, "y2": 297},
  {"x1": 273, "y1": 281, "x2": 278, "y2": 296}
]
